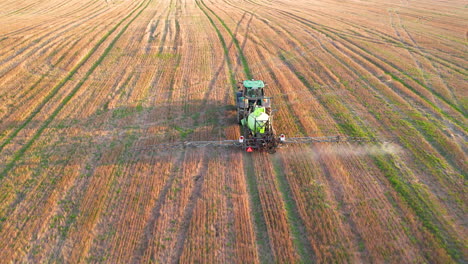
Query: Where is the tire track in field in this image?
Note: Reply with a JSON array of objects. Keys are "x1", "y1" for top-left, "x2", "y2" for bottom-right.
[
  {"x1": 0, "y1": 35, "x2": 77, "y2": 156},
  {"x1": 198, "y1": 2, "x2": 315, "y2": 262},
  {"x1": 240, "y1": 8, "x2": 390, "y2": 260},
  {"x1": 388, "y1": 10, "x2": 430, "y2": 89},
  {"x1": 276, "y1": 44, "x2": 434, "y2": 261},
  {"x1": 198, "y1": 0, "x2": 252, "y2": 79},
  {"x1": 0, "y1": 22, "x2": 110, "y2": 150},
  {"x1": 0, "y1": 0, "x2": 100, "y2": 39},
  {"x1": 263, "y1": 1, "x2": 466, "y2": 77},
  {"x1": 143, "y1": 2, "x2": 169, "y2": 55},
  {"x1": 313, "y1": 16, "x2": 468, "y2": 160},
  {"x1": 44, "y1": 0, "x2": 159, "y2": 255},
  {"x1": 131, "y1": 151, "x2": 186, "y2": 263},
  {"x1": 243, "y1": 3, "x2": 462, "y2": 260},
  {"x1": 0, "y1": 0, "x2": 152, "y2": 179},
  {"x1": 0, "y1": 0, "x2": 110, "y2": 65},
  {"x1": 3, "y1": 2, "x2": 39, "y2": 16},
  {"x1": 257, "y1": 0, "x2": 466, "y2": 181},
  {"x1": 325, "y1": 36, "x2": 463, "y2": 220},
  {"x1": 157, "y1": 0, "x2": 174, "y2": 55},
  {"x1": 0, "y1": 0, "x2": 137, "y2": 73},
  {"x1": 0, "y1": 0, "x2": 144, "y2": 120},
  {"x1": 195, "y1": 1, "x2": 274, "y2": 261},
  {"x1": 394, "y1": 11, "x2": 461, "y2": 110},
  {"x1": 0, "y1": 25, "x2": 102, "y2": 137},
  {"x1": 146, "y1": 0, "x2": 182, "y2": 106},
  {"x1": 273, "y1": 9, "x2": 467, "y2": 130},
  {"x1": 0, "y1": 1, "x2": 154, "y2": 259},
  {"x1": 250, "y1": 41, "x2": 336, "y2": 262},
  {"x1": 315, "y1": 40, "x2": 465, "y2": 261},
  {"x1": 0, "y1": 0, "x2": 140, "y2": 63},
  {"x1": 119, "y1": 2, "x2": 185, "y2": 260},
  {"x1": 172, "y1": 151, "x2": 210, "y2": 263},
  {"x1": 194, "y1": 0, "x2": 236, "y2": 102},
  {"x1": 271, "y1": 4, "x2": 467, "y2": 75},
  {"x1": 297, "y1": 34, "x2": 438, "y2": 261},
  {"x1": 164, "y1": 0, "x2": 183, "y2": 107},
  {"x1": 57, "y1": 2, "x2": 171, "y2": 258},
  {"x1": 335, "y1": 36, "x2": 467, "y2": 127},
  {"x1": 36, "y1": 0, "x2": 80, "y2": 15},
  {"x1": 270, "y1": 154, "x2": 317, "y2": 262},
  {"x1": 313, "y1": 30, "x2": 467, "y2": 214},
  {"x1": 275, "y1": 49, "x2": 375, "y2": 261},
  {"x1": 194, "y1": 2, "x2": 267, "y2": 262},
  {"x1": 198, "y1": 9, "x2": 246, "y2": 112},
  {"x1": 215, "y1": 2, "x2": 336, "y2": 261},
  {"x1": 261, "y1": 8, "x2": 464, "y2": 261},
  {"x1": 330, "y1": 30, "x2": 466, "y2": 130}
]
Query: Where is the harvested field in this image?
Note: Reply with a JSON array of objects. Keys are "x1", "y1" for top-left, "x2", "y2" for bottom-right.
[{"x1": 0, "y1": 0, "x2": 466, "y2": 263}]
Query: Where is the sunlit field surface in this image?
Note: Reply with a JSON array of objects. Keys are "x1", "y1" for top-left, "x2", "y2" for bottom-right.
[{"x1": 0, "y1": 0, "x2": 466, "y2": 262}]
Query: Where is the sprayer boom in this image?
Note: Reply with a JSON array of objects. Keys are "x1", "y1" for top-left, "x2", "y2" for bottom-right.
[
  {"x1": 133, "y1": 136, "x2": 390, "y2": 152},
  {"x1": 283, "y1": 136, "x2": 382, "y2": 144}
]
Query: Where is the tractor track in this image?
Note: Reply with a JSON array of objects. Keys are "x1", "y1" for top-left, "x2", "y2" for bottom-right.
[
  {"x1": 131, "y1": 151, "x2": 186, "y2": 264},
  {"x1": 0, "y1": 6, "x2": 138, "y2": 76},
  {"x1": 0, "y1": 0, "x2": 153, "y2": 179},
  {"x1": 0, "y1": 1, "x2": 155, "y2": 260},
  {"x1": 229, "y1": 1, "x2": 464, "y2": 260},
  {"x1": 0, "y1": 0, "x2": 101, "y2": 39},
  {"x1": 0, "y1": 0, "x2": 465, "y2": 262},
  {"x1": 265, "y1": 2, "x2": 467, "y2": 75},
  {"x1": 280, "y1": 11, "x2": 466, "y2": 118},
  {"x1": 172, "y1": 150, "x2": 209, "y2": 263},
  {"x1": 248, "y1": 4, "x2": 465, "y2": 261},
  {"x1": 0, "y1": 25, "x2": 102, "y2": 133},
  {"x1": 243, "y1": 7, "x2": 414, "y2": 259},
  {"x1": 0, "y1": 133, "x2": 83, "y2": 262},
  {"x1": 41, "y1": 0, "x2": 164, "y2": 256},
  {"x1": 157, "y1": 0, "x2": 174, "y2": 55},
  {"x1": 197, "y1": 1, "x2": 322, "y2": 262},
  {"x1": 310, "y1": 27, "x2": 467, "y2": 232},
  {"x1": 0, "y1": 1, "x2": 111, "y2": 64},
  {"x1": 393, "y1": 11, "x2": 461, "y2": 109},
  {"x1": 269, "y1": 8, "x2": 467, "y2": 131},
  {"x1": 195, "y1": 1, "x2": 274, "y2": 262},
  {"x1": 322, "y1": 38, "x2": 468, "y2": 173}
]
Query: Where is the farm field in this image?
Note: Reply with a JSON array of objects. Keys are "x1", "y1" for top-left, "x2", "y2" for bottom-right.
[{"x1": 0, "y1": 0, "x2": 466, "y2": 262}]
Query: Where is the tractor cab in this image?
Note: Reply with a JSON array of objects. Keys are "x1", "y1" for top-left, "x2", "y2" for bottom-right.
[
  {"x1": 236, "y1": 80, "x2": 271, "y2": 111},
  {"x1": 243, "y1": 80, "x2": 265, "y2": 98}
]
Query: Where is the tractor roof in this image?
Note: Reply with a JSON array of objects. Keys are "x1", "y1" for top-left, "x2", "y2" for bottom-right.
[{"x1": 243, "y1": 80, "x2": 265, "y2": 88}]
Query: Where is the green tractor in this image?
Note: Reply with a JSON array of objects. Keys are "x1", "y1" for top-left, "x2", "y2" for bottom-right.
[
  {"x1": 136, "y1": 80, "x2": 385, "y2": 153},
  {"x1": 236, "y1": 80, "x2": 285, "y2": 153}
]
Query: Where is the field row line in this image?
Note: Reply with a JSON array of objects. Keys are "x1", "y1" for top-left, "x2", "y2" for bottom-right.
[
  {"x1": 198, "y1": 1, "x2": 319, "y2": 262},
  {"x1": 195, "y1": 1, "x2": 272, "y2": 262},
  {"x1": 268, "y1": 8, "x2": 464, "y2": 261},
  {"x1": 0, "y1": 0, "x2": 153, "y2": 179}
]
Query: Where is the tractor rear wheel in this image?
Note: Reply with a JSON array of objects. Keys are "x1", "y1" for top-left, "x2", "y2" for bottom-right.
[{"x1": 237, "y1": 109, "x2": 242, "y2": 124}]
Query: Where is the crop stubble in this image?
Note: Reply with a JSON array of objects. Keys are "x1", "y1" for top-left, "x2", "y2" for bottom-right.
[{"x1": 0, "y1": 0, "x2": 466, "y2": 263}]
